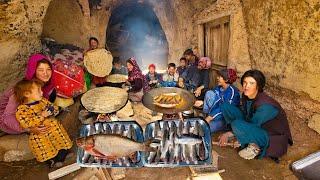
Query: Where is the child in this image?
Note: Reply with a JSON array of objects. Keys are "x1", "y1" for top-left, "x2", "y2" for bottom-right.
[
  {"x1": 145, "y1": 64, "x2": 162, "y2": 89},
  {"x1": 161, "y1": 63, "x2": 179, "y2": 87},
  {"x1": 177, "y1": 57, "x2": 187, "y2": 76},
  {"x1": 14, "y1": 79, "x2": 72, "y2": 168}
]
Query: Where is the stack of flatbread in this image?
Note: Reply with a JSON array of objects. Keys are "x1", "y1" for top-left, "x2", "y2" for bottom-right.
[{"x1": 81, "y1": 87, "x2": 128, "y2": 113}]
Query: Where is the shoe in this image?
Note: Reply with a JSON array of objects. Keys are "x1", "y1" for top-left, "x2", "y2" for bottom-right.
[{"x1": 238, "y1": 143, "x2": 260, "y2": 160}]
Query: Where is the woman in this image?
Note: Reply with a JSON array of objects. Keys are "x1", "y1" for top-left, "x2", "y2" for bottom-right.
[
  {"x1": 203, "y1": 69, "x2": 240, "y2": 133},
  {"x1": 0, "y1": 54, "x2": 56, "y2": 134},
  {"x1": 219, "y1": 70, "x2": 293, "y2": 161},
  {"x1": 126, "y1": 58, "x2": 149, "y2": 102}
]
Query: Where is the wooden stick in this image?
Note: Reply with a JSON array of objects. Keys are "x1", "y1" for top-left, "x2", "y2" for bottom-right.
[
  {"x1": 212, "y1": 141, "x2": 240, "y2": 148},
  {"x1": 48, "y1": 163, "x2": 81, "y2": 180}
]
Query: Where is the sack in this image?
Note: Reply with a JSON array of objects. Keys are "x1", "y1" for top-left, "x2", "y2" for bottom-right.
[{"x1": 53, "y1": 59, "x2": 85, "y2": 98}]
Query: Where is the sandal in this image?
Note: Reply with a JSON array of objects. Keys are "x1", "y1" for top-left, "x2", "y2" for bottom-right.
[{"x1": 238, "y1": 143, "x2": 260, "y2": 160}]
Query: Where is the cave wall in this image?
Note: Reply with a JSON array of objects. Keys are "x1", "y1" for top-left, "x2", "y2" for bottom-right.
[
  {"x1": 42, "y1": 0, "x2": 111, "y2": 49},
  {"x1": 0, "y1": 0, "x2": 52, "y2": 91},
  {"x1": 241, "y1": 0, "x2": 320, "y2": 101}
]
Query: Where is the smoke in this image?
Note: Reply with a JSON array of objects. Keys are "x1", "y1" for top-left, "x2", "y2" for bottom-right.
[{"x1": 106, "y1": 1, "x2": 168, "y2": 72}]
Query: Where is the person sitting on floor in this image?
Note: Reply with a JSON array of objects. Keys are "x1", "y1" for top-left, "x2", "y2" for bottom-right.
[
  {"x1": 218, "y1": 69, "x2": 293, "y2": 161},
  {"x1": 14, "y1": 79, "x2": 72, "y2": 168},
  {"x1": 145, "y1": 64, "x2": 162, "y2": 89},
  {"x1": 126, "y1": 58, "x2": 149, "y2": 102},
  {"x1": 161, "y1": 63, "x2": 179, "y2": 87},
  {"x1": 177, "y1": 57, "x2": 188, "y2": 76},
  {"x1": 180, "y1": 57, "x2": 210, "y2": 101},
  {"x1": 203, "y1": 68, "x2": 240, "y2": 133},
  {"x1": 111, "y1": 57, "x2": 127, "y2": 75},
  {"x1": 183, "y1": 48, "x2": 199, "y2": 67},
  {"x1": 0, "y1": 54, "x2": 56, "y2": 135}
]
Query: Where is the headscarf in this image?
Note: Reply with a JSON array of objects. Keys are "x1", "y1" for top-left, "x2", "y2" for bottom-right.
[
  {"x1": 198, "y1": 57, "x2": 212, "y2": 69},
  {"x1": 148, "y1": 64, "x2": 156, "y2": 69},
  {"x1": 25, "y1": 54, "x2": 55, "y2": 99},
  {"x1": 219, "y1": 68, "x2": 237, "y2": 84},
  {"x1": 127, "y1": 58, "x2": 150, "y2": 92}
]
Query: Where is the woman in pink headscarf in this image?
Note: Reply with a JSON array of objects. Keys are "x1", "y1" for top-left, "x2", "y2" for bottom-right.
[
  {"x1": 125, "y1": 58, "x2": 149, "y2": 102},
  {"x1": 0, "y1": 54, "x2": 56, "y2": 134}
]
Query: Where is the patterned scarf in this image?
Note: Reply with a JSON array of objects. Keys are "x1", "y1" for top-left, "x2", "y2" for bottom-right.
[{"x1": 127, "y1": 58, "x2": 150, "y2": 92}]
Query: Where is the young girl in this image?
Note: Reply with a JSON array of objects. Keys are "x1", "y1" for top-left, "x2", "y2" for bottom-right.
[{"x1": 14, "y1": 79, "x2": 72, "y2": 167}]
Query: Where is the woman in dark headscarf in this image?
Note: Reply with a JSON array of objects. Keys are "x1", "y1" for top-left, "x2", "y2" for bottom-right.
[{"x1": 126, "y1": 58, "x2": 149, "y2": 102}]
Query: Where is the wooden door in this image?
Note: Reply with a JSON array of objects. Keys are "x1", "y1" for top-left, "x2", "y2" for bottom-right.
[{"x1": 204, "y1": 16, "x2": 230, "y2": 88}]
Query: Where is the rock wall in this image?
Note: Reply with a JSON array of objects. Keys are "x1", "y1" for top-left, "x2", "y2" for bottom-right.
[
  {"x1": 0, "y1": 0, "x2": 52, "y2": 91},
  {"x1": 42, "y1": 0, "x2": 111, "y2": 49},
  {"x1": 193, "y1": 0, "x2": 251, "y2": 75},
  {"x1": 242, "y1": 0, "x2": 320, "y2": 101}
]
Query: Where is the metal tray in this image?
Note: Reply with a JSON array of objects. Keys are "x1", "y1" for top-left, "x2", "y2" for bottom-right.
[
  {"x1": 77, "y1": 119, "x2": 212, "y2": 168},
  {"x1": 291, "y1": 151, "x2": 320, "y2": 179},
  {"x1": 143, "y1": 118, "x2": 212, "y2": 167},
  {"x1": 77, "y1": 121, "x2": 144, "y2": 168}
]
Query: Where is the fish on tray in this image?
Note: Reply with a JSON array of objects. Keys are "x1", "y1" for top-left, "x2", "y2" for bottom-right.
[{"x1": 76, "y1": 134, "x2": 155, "y2": 160}]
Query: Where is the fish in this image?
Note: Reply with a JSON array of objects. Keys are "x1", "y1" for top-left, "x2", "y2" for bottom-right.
[
  {"x1": 169, "y1": 121, "x2": 177, "y2": 136},
  {"x1": 76, "y1": 134, "x2": 155, "y2": 160},
  {"x1": 182, "y1": 121, "x2": 191, "y2": 135},
  {"x1": 103, "y1": 123, "x2": 112, "y2": 134},
  {"x1": 152, "y1": 121, "x2": 161, "y2": 138},
  {"x1": 175, "y1": 135, "x2": 203, "y2": 145},
  {"x1": 196, "y1": 142, "x2": 206, "y2": 161},
  {"x1": 192, "y1": 121, "x2": 200, "y2": 135},
  {"x1": 172, "y1": 142, "x2": 182, "y2": 163},
  {"x1": 112, "y1": 124, "x2": 120, "y2": 134},
  {"x1": 188, "y1": 144, "x2": 198, "y2": 164},
  {"x1": 147, "y1": 151, "x2": 157, "y2": 164},
  {"x1": 82, "y1": 151, "x2": 91, "y2": 163},
  {"x1": 182, "y1": 144, "x2": 189, "y2": 164},
  {"x1": 177, "y1": 121, "x2": 183, "y2": 137},
  {"x1": 88, "y1": 124, "x2": 96, "y2": 135},
  {"x1": 127, "y1": 124, "x2": 134, "y2": 139},
  {"x1": 198, "y1": 121, "x2": 205, "y2": 137},
  {"x1": 94, "y1": 123, "x2": 103, "y2": 134},
  {"x1": 119, "y1": 124, "x2": 126, "y2": 136}
]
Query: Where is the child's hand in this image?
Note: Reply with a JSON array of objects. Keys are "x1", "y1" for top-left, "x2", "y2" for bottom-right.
[{"x1": 41, "y1": 109, "x2": 53, "y2": 117}]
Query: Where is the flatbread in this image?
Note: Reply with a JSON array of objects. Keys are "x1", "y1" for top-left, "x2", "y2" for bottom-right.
[
  {"x1": 84, "y1": 48, "x2": 113, "y2": 77},
  {"x1": 81, "y1": 87, "x2": 128, "y2": 113},
  {"x1": 153, "y1": 93, "x2": 181, "y2": 108},
  {"x1": 106, "y1": 74, "x2": 128, "y2": 83}
]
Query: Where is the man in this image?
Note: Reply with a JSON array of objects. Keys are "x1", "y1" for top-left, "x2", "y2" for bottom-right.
[{"x1": 162, "y1": 63, "x2": 179, "y2": 87}]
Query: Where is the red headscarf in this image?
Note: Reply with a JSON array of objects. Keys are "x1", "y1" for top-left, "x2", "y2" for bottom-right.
[
  {"x1": 25, "y1": 54, "x2": 55, "y2": 99},
  {"x1": 127, "y1": 58, "x2": 150, "y2": 92},
  {"x1": 219, "y1": 68, "x2": 237, "y2": 84}
]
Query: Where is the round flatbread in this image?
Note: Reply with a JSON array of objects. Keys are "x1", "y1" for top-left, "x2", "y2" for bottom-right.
[
  {"x1": 81, "y1": 87, "x2": 128, "y2": 113},
  {"x1": 84, "y1": 48, "x2": 113, "y2": 77},
  {"x1": 106, "y1": 74, "x2": 128, "y2": 83}
]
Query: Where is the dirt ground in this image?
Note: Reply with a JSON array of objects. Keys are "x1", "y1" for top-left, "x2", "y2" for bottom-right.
[{"x1": 0, "y1": 90, "x2": 319, "y2": 180}]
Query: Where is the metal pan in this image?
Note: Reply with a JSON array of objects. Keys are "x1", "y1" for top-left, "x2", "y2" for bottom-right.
[{"x1": 142, "y1": 87, "x2": 196, "y2": 114}]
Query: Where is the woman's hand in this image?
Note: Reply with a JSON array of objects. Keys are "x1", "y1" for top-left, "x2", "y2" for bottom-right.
[
  {"x1": 29, "y1": 125, "x2": 50, "y2": 135},
  {"x1": 218, "y1": 131, "x2": 234, "y2": 147}
]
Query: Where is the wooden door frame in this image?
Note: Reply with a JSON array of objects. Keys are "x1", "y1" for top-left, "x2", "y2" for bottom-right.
[{"x1": 197, "y1": 11, "x2": 234, "y2": 64}]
